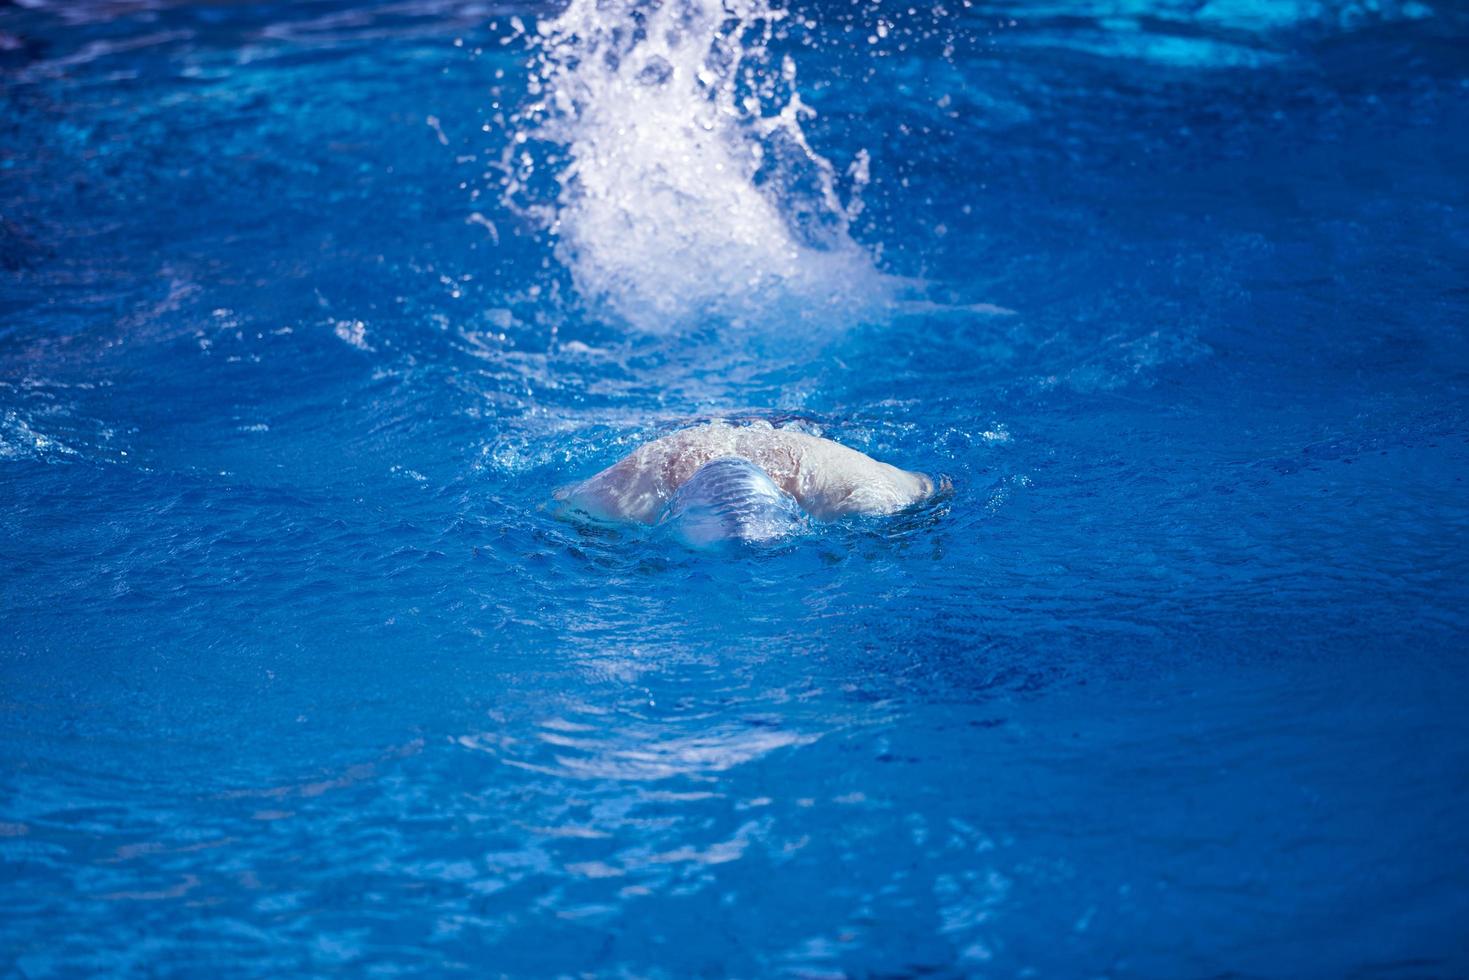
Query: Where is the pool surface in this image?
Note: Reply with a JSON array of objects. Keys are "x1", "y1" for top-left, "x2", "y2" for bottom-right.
[{"x1": 2, "y1": 0, "x2": 1468, "y2": 974}]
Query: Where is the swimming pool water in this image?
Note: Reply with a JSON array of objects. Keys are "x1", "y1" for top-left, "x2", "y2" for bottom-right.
[{"x1": 2, "y1": 0, "x2": 1468, "y2": 974}]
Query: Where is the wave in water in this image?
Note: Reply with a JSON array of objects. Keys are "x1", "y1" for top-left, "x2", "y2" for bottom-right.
[{"x1": 504, "y1": 0, "x2": 890, "y2": 332}]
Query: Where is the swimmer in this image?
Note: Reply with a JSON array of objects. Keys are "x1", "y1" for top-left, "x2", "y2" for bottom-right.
[{"x1": 558, "y1": 420, "x2": 934, "y2": 545}]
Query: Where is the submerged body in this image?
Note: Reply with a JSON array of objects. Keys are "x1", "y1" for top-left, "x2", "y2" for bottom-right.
[{"x1": 560, "y1": 421, "x2": 934, "y2": 540}]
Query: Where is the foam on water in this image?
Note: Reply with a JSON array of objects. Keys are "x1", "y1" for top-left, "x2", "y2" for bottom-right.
[{"x1": 506, "y1": 0, "x2": 890, "y2": 331}]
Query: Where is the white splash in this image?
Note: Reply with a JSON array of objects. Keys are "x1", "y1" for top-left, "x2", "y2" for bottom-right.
[{"x1": 505, "y1": 0, "x2": 890, "y2": 331}]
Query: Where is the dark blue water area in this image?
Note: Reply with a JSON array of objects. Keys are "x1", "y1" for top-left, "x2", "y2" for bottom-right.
[{"x1": 3, "y1": 0, "x2": 1469, "y2": 975}]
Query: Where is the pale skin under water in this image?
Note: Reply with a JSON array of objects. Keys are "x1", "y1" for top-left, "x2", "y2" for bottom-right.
[{"x1": 560, "y1": 420, "x2": 934, "y2": 524}]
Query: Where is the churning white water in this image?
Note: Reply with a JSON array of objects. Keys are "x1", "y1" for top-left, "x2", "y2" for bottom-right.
[{"x1": 505, "y1": 0, "x2": 890, "y2": 331}]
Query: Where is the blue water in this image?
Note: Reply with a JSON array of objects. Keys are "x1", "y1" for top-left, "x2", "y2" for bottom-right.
[{"x1": 3, "y1": 0, "x2": 1469, "y2": 974}]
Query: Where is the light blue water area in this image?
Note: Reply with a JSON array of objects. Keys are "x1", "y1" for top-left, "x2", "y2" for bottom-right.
[{"x1": 2, "y1": 0, "x2": 1468, "y2": 974}]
